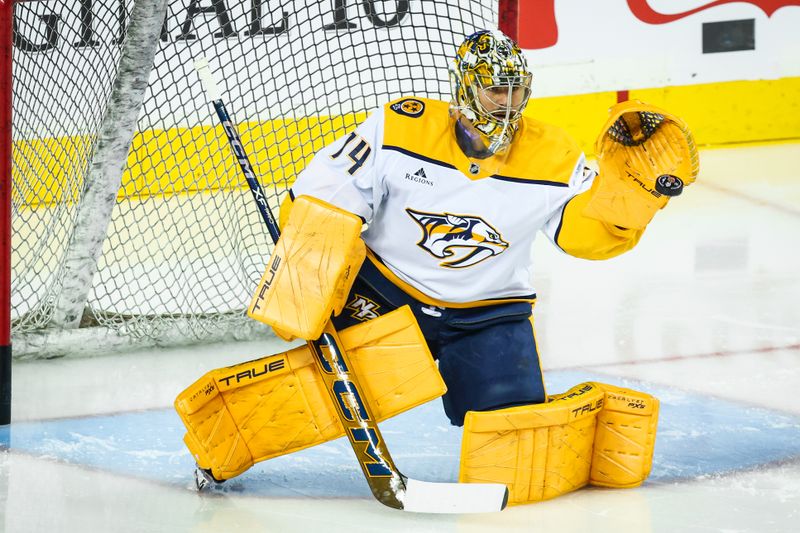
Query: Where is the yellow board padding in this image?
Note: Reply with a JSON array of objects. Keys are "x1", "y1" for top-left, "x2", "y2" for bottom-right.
[
  {"x1": 459, "y1": 382, "x2": 659, "y2": 505},
  {"x1": 12, "y1": 135, "x2": 93, "y2": 208},
  {"x1": 125, "y1": 114, "x2": 365, "y2": 200},
  {"x1": 15, "y1": 77, "x2": 800, "y2": 209},
  {"x1": 175, "y1": 305, "x2": 446, "y2": 482},
  {"x1": 526, "y1": 77, "x2": 800, "y2": 154},
  {"x1": 13, "y1": 112, "x2": 366, "y2": 209},
  {"x1": 629, "y1": 77, "x2": 800, "y2": 148},
  {"x1": 525, "y1": 90, "x2": 617, "y2": 156},
  {"x1": 248, "y1": 195, "x2": 366, "y2": 341}
]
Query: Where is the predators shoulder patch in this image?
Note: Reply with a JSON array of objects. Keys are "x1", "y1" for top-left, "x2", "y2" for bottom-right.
[{"x1": 390, "y1": 98, "x2": 425, "y2": 118}]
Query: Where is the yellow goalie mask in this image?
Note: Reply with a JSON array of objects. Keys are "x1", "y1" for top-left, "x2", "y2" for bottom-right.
[{"x1": 450, "y1": 29, "x2": 532, "y2": 155}]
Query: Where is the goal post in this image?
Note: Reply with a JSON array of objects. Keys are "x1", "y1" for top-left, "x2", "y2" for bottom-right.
[
  {"x1": 1, "y1": 0, "x2": 13, "y2": 425},
  {"x1": 5, "y1": 0, "x2": 511, "y2": 362}
]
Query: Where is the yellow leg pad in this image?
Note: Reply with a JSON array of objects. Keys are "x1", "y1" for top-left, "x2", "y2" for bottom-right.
[
  {"x1": 248, "y1": 195, "x2": 366, "y2": 341},
  {"x1": 460, "y1": 382, "x2": 660, "y2": 504},
  {"x1": 175, "y1": 305, "x2": 446, "y2": 481},
  {"x1": 589, "y1": 383, "x2": 659, "y2": 488},
  {"x1": 459, "y1": 383, "x2": 605, "y2": 505}
]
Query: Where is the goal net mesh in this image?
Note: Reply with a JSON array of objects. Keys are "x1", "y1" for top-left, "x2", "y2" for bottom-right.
[{"x1": 10, "y1": 0, "x2": 498, "y2": 356}]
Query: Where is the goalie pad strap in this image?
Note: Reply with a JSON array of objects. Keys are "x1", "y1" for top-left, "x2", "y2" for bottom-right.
[
  {"x1": 175, "y1": 306, "x2": 446, "y2": 481},
  {"x1": 459, "y1": 382, "x2": 659, "y2": 505},
  {"x1": 248, "y1": 195, "x2": 366, "y2": 340}
]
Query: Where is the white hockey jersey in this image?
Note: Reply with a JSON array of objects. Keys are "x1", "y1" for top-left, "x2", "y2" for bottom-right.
[{"x1": 290, "y1": 97, "x2": 594, "y2": 306}]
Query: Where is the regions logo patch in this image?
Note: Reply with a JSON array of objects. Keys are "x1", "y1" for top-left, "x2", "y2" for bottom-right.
[
  {"x1": 404, "y1": 168, "x2": 434, "y2": 186},
  {"x1": 406, "y1": 208, "x2": 508, "y2": 268},
  {"x1": 390, "y1": 98, "x2": 425, "y2": 117}
]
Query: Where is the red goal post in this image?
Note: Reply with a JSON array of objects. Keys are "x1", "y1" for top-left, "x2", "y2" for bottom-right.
[{"x1": 1, "y1": 0, "x2": 13, "y2": 425}]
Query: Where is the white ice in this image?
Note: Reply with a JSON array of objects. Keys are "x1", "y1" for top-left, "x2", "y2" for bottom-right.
[{"x1": 2, "y1": 143, "x2": 799, "y2": 532}]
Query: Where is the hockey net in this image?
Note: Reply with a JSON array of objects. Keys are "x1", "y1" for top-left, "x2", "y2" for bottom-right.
[{"x1": 7, "y1": 0, "x2": 500, "y2": 357}]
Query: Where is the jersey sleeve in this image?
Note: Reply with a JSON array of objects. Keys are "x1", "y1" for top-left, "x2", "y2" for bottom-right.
[
  {"x1": 541, "y1": 154, "x2": 643, "y2": 260},
  {"x1": 541, "y1": 153, "x2": 594, "y2": 241},
  {"x1": 289, "y1": 107, "x2": 386, "y2": 223}
]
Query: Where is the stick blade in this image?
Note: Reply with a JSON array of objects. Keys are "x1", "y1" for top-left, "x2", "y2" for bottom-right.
[{"x1": 401, "y1": 479, "x2": 508, "y2": 514}]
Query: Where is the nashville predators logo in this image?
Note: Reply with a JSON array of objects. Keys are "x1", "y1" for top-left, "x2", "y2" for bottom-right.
[
  {"x1": 406, "y1": 208, "x2": 508, "y2": 268},
  {"x1": 346, "y1": 294, "x2": 381, "y2": 321},
  {"x1": 390, "y1": 98, "x2": 425, "y2": 117}
]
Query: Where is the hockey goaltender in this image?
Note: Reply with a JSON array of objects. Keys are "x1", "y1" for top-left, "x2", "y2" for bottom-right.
[{"x1": 175, "y1": 30, "x2": 698, "y2": 508}]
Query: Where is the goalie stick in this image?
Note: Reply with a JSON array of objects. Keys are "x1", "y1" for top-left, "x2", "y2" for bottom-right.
[{"x1": 194, "y1": 58, "x2": 509, "y2": 514}]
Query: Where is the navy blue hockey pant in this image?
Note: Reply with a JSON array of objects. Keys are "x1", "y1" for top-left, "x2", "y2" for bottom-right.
[{"x1": 331, "y1": 259, "x2": 547, "y2": 427}]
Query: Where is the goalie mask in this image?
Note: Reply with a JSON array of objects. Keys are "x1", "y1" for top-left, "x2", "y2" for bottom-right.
[{"x1": 450, "y1": 30, "x2": 532, "y2": 155}]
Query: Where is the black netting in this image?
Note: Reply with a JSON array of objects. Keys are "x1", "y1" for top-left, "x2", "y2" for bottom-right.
[{"x1": 12, "y1": 0, "x2": 498, "y2": 350}]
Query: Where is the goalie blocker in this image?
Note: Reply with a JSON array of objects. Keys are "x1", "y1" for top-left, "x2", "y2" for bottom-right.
[{"x1": 248, "y1": 195, "x2": 366, "y2": 342}]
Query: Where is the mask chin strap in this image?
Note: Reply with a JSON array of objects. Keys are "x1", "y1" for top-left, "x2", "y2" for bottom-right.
[
  {"x1": 453, "y1": 109, "x2": 512, "y2": 157},
  {"x1": 454, "y1": 118, "x2": 494, "y2": 159},
  {"x1": 486, "y1": 129, "x2": 509, "y2": 155}
]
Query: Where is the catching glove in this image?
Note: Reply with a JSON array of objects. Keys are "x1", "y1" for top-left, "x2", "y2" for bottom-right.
[{"x1": 583, "y1": 100, "x2": 699, "y2": 230}]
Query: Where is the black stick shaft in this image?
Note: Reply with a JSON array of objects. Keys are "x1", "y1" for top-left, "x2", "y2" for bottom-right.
[{"x1": 211, "y1": 100, "x2": 281, "y2": 243}]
